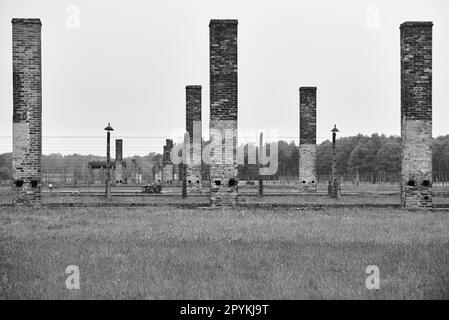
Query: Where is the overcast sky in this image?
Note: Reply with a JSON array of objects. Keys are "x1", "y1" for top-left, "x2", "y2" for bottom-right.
[{"x1": 0, "y1": 0, "x2": 448, "y2": 156}]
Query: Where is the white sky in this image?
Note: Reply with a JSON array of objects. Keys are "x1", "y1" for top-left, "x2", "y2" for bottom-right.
[{"x1": 0, "y1": 0, "x2": 448, "y2": 156}]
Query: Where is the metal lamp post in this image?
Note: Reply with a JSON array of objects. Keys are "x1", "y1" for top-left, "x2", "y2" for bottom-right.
[
  {"x1": 258, "y1": 132, "x2": 264, "y2": 197},
  {"x1": 181, "y1": 132, "x2": 188, "y2": 198},
  {"x1": 104, "y1": 122, "x2": 114, "y2": 198},
  {"x1": 329, "y1": 124, "x2": 341, "y2": 199}
]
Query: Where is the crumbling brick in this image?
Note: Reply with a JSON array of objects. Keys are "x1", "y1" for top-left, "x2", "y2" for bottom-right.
[
  {"x1": 163, "y1": 139, "x2": 174, "y2": 183},
  {"x1": 12, "y1": 18, "x2": 42, "y2": 206},
  {"x1": 400, "y1": 21, "x2": 433, "y2": 208},
  {"x1": 299, "y1": 87, "x2": 317, "y2": 192},
  {"x1": 209, "y1": 19, "x2": 238, "y2": 207},
  {"x1": 186, "y1": 85, "x2": 202, "y2": 194},
  {"x1": 115, "y1": 139, "x2": 124, "y2": 184}
]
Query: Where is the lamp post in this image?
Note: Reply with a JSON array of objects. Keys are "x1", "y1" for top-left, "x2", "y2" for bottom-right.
[
  {"x1": 329, "y1": 124, "x2": 341, "y2": 199},
  {"x1": 104, "y1": 122, "x2": 114, "y2": 198},
  {"x1": 181, "y1": 132, "x2": 188, "y2": 198},
  {"x1": 258, "y1": 132, "x2": 264, "y2": 197}
]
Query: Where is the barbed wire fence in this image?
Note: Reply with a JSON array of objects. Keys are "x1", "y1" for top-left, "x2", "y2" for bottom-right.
[{"x1": 0, "y1": 135, "x2": 448, "y2": 189}]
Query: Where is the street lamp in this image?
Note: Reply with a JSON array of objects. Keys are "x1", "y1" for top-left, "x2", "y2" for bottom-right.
[
  {"x1": 181, "y1": 132, "x2": 188, "y2": 198},
  {"x1": 329, "y1": 124, "x2": 341, "y2": 199},
  {"x1": 104, "y1": 122, "x2": 114, "y2": 198}
]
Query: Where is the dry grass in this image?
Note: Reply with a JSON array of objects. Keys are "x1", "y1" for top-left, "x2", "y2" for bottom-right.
[{"x1": 1, "y1": 206, "x2": 449, "y2": 299}]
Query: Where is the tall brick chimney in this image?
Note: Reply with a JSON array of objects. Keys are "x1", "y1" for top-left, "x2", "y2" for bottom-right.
[
  {"x1": 186, "y1": 85, "x2": 202, "y2": 194},
  {"x1": 209, "y1": 19, "x2": 238, "y2": 207},
  {"x1": 162, "y1": 139, "x2": 174, "y2": 184},
  {"x1": 400, "y1": 21, "x2": 433, "y2": 208},
  {"x1": 115, "y1": 139, "x2": 123, "y2": 162},
  {"x1": 298, "y1": 87, "x2": 317, "y2": 192},
  {"x1": 115, "y1": 139, "x2": 123, "y2": 184},
  {"x1": 12, "y1": 18, "x2": 42, "y2": 206}
]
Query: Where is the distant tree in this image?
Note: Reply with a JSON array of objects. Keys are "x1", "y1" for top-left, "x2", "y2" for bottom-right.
[
  {"x1": 1, "y1": 134, "x2": 448, "y2": 182},
  {"x1": 374, "y1": 141, "x2": 401, "y2": 173},
  {"x1": 277, "y1": 140, "x2": 298, "y2": 177},
  {"x1": 0, "y1": 167, "x2": 11, "y2": 180},
  {"x1": 347, "y1": 140, "x2": 377, "y2": 173},
  {"x1": 316, "y1": 140, "x2": 332, "y2": 174},
  {"x1": 336, "y1": 136, "x2": 363, "y2": 174},
  {"x1": 0, "y1": 153, "x2": 11, "y2": 168},
  {"x1": 0, "y1": 153, "x2": 12, "y2": 181},
  {"x1": 433, "y1": 135, "x2": 449, "y2": 173}
]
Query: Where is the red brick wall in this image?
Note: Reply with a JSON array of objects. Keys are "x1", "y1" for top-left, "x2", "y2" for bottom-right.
[
  {"x1": 12, "y1": 18, "x2": 42, "y2": 206},
  {"x1": 209, "y1": 19, "x2": 238, "y2": 206},
  {"x1": 186, "y1": 85, "x2": 202, "y2": 194},
  {"x1": 299, "y1": 87, "x2": 317, "y2": 192},
  {"x1": 400, "y1": 22, "x2": 433, "y2": 208}
]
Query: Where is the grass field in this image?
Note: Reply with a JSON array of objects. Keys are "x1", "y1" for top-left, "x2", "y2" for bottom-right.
[{"x1": 1, "y1": 206, "x2": 449, "y2": 299}]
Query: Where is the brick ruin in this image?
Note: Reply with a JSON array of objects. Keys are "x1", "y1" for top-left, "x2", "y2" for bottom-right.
[
  {"x1": 88, "y1": 139, "x2": 127, "y2": 185},
  {"x1": 162, "y1": 139, "x2": 174, "y2": 184},
  {"x1": 173, "y1": 162, "x2": 180, "y2": 181},
  {"x1": 129, "y1": 158, "x2": 143, "y2": 183},
  {"x1": 8, "y1": 18, "x2": 438, "y2": 209},
  {"x1": 185, "y1": 85, "x2": 202, "y2": 194},
  {"x1": 258, "y1": 132, "x2": 264, "y2": 197},
  {"x1": 298, "y1": 87, "x2": 317, "y2": 192},
  {"x1": 400, "y1": 22, "x2": 433, "y2": 208},
  {"x1": 12, "y1": 18, "x2": 42, "y2": 206},
  {"x1": 131, "y1": 158, "x2": 137, "y2": 182},
  {"x1": 209, "y1": 19, "x2": 238, "y2": 206},
  {"x1": 88, "y1": 161, "x2": 112, "y2": 184},
  {"x1": 115, "y1": 139, "x2": 124, "y2": 184}
]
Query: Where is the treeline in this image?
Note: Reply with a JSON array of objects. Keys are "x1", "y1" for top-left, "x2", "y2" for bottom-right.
[
  {"x1": 239, "y1": 134, "x2": 449, "y2": 179},
  {"x1": 1, "y1": 134, "x2": 448, "y2": 181}
]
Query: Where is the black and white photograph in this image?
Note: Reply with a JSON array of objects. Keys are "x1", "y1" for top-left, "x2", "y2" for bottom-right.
[{"x1": 0, "y1": 0, "x2": 449, "y2": 307}]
